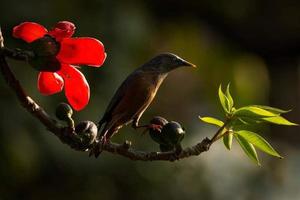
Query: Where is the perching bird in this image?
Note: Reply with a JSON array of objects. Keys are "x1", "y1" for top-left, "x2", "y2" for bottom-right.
[{"x1": 91, "y1": 53, "x2": 196, "y2": 157}]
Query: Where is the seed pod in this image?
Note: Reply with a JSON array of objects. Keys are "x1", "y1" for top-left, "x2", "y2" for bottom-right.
[
  {"x1": 161, "y1": 121, "x2": 185, "y2": 145},
  {"x1": 75, "y1": 121, "x2": 98, "y2": 146},
  {"x1": 55, "y1": 102, "x2": 73, "y2": 121},
  {"x1": 150, "y1": 116, "x2": 168, "y2": 126},
  {"x1": 149, "y1": 116, "x2": 168, "y2": 144}
]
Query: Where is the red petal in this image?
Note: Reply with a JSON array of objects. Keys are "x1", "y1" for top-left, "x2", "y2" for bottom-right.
[
  {"x1": 57, "y1": 37, "x2": 106, "y2": 67},
  {"x1": 58, "y1": 64, "x2": 90, "y2": 111},
  {"x1": 38, "y1": 72, "x2": 64, "y2": 95},
  {"x1": 48, "y1": 21, "x2": 76, "y2": 42},
  {"x1": 13, "y1": 22, "x2": 48, "y2": 43}
]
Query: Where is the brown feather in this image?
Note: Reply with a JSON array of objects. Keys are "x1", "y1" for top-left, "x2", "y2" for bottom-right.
[
  {"x1": 99, "y1": 70, "x2": 167, "y2": 138},
  {"x1": 97, "y1": 53, "x2": 195, "y2": 141}
]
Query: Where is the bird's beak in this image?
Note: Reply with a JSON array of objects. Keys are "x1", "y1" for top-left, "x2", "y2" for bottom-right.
[{"x1": 179, "y1": 59, "x2": 197, "y2": 68}]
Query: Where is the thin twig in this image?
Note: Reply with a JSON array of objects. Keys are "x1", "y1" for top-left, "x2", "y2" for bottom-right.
[
  {"x1": 210, "y1": 120, "x2": 229, "y2": 143},
  {"x1": 0, "y1": 28, "x2": 217, "y2": 161},
  {"x1": 1, "y1": 47, "x2": 35, "y2": 61}
]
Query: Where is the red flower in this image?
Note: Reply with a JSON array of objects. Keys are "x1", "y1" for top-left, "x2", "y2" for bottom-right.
[{"x1": 12, "y1": 21, "x2": 106, "y2": 110}]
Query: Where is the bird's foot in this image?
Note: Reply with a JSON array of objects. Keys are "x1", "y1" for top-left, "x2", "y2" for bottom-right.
[
  {"x1": 138, "y1": 124, "x2": 163, "y2": 134},
  {"x1": 89, "y1": 136, "x2": 109, "y2": 158},
  {"x1": 148, "y1": 124, "x2": 163, "y2": 132}
]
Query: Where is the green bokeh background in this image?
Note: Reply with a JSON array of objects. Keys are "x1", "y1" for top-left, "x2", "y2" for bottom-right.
[{"x1": 1, "y1": 1, "x2": 300, "y2": 199}]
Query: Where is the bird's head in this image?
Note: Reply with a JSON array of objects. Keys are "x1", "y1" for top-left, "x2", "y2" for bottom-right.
[{"x1": 142, "y1": 53, "x2": 196, "y2": 73}]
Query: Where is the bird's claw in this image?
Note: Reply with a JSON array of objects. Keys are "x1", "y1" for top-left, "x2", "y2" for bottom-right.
[
  {"x1": 148, "y1": 124, "x2": 163, "y2": 132},
  {"x1": 141, "y1": 124, "x2": 163, "y2": 135}
]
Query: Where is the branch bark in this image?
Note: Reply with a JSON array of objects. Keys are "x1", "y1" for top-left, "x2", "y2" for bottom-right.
[{"x1": 0, "y1": 29, "x2": 217, "y2": 161}]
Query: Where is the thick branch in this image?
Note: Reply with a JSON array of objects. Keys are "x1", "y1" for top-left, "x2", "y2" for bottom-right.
[
  {"x1": 0, "y1": 29, "x2": 215, "y2": 161},
  {"x1": 104, "y1": 138, "x2": 211, "y2": 161}
]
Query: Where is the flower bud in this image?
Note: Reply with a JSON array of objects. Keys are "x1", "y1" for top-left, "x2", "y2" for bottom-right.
[
  {"x1": 55, "y1": 102, "x2": 73, "y2": 121},
  {"x1": 75, "y1": 121, "x2": 98, "y2": 146},
  {"x1": 160, "y1": 121, "x2": 185, "y2": 145},
  {"x1": 150, "y1": 116, "x2": 168, "y2": 126},
  {"x1": 149, "y1": 116, "x2": 168, "y2": 144}
]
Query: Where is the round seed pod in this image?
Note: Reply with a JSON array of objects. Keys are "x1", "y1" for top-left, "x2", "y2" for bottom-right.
[
  {"x1": 55, "y1": 102, "x2": 73, "y2": 121},
  {"x1": 149, "y1": 116, "x2": 168, "y2": 144},
  {"x1": 75, "y1": 121, "x2": 98, "y2": 146},
  {"x1": 160, "y1": 121, "x2": 185, "y2": 145}
]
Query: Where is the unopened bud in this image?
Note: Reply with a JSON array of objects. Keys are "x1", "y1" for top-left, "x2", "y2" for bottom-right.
[
  {"x1": 75, "y1": 121, "x2": 98, "y2": 145},
  {"x1": 55, "y1": 103, "x2": 73, "y2": 121},
  {"x1": 161, "y1": 121, "x2": 185, "y2": 145}
]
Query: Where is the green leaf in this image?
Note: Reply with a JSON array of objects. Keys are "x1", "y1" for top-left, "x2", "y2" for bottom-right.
[
  {"x1": 252, "y1": 105, "x2": 291, "y2": 114},
  {"x1": 262, "y1": 116, "x2": 298, "y2": 126},
  {"x1": 199, "y1": 116, "x2": 224, "y2": 127},
  {"x1": 235, "y1": 134, "x2": 260, "y2": 165},
  {"x1": 236, "y1": 130, "x2": 283, "y2": 158},
  {"x1": 234, "y1": 106, "x2": 278, "y2": 119},
  {"x1": 226, "y1": 84, "x2": 234, "y2": 110},
  {"x1": 218, "y1": 85, "x2": 230, "y2": 113},
  {"x1": 223, "y1": 132, "x2": 233, "y2": 150}
]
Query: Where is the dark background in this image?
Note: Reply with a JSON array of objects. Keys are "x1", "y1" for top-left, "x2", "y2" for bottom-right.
[{"x1": 0, "y1": 0, "x2": 300, "y2": 199}]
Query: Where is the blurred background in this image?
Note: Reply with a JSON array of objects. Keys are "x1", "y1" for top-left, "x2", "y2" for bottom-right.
[{"x1": 1, "y1": 0, "x2": 300, "y2": 199}]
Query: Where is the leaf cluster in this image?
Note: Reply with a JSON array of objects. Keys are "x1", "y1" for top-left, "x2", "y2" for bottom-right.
[{"x1": 199, "y1": 84, "x2": 297, "y2": 165}]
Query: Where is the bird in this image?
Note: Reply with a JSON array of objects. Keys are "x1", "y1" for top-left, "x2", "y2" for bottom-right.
[{"x1": 90, "y1": 53, "x2": 196, "y2": 157}]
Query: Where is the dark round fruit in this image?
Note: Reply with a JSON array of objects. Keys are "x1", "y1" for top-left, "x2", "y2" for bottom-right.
[
  {"x1": 160, "y1": 121, "x2": 185, "y2": 145},
  {"x1": 150, "y1": 116, "x2": 168, "y2": 126},
  {"x1": 75, "y1": 121, "x2": 98, "y2": 145},
  {"x1": 149, "y1": 116, "x2": 168, "y2": 144},
  {"x1": 55, "y1": 103, "x2": 73, "y2": 121}
]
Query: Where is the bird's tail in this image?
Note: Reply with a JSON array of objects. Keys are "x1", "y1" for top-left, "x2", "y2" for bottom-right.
[
  {"x1": 97, "y1": 117, "x2": 112, "y2": 138},
  {"x1": 97, "y1": 118, "x2": 105, "y2": 131}
]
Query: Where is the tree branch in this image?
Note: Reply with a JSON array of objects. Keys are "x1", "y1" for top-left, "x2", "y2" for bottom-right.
[{"x1": 0, "y1": 28, "x2": 217, "y2": 161}]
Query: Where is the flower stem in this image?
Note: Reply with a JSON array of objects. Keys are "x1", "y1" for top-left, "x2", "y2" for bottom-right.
[{"x1": 209, "y1": 119, "x2": 231, "y2": 144}]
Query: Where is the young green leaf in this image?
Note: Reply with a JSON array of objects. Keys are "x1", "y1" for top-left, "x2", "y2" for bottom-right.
[
  {"x1": 223, "y1": 132, "x2": 233, "y2": 150},
  {"x1": 252, "y1": 105, "x2": 291, "y2": 114},
  {"x1": 199, "y1": 116, "x2": 224, "y2": 127},
  {"x1": 236, "y1": 130, "x2": 283, "y2": 158},
  {"x1": 226, "y1": 84, "x2": 234, "y2": 110},
  {"x1": 235, "y1": 134, "x2": 260, "y2": 165},
  {"x1": 234, "y1": 106, "x2": 278, "y2": 119},
  {"x1": 218, "y1": 85, "x2": 230, "y2": 113},
  {"x1": 262, "y1": 116, "x2": 298, "y2": 126}
]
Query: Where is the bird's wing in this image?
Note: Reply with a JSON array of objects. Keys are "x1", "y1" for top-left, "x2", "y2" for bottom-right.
[
  {"x1": 98, "y1": 70, "x2": 142, "y2": 126},
  {"x1": 99, "y1": 70, "x2": 158, "y2": 132}
]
